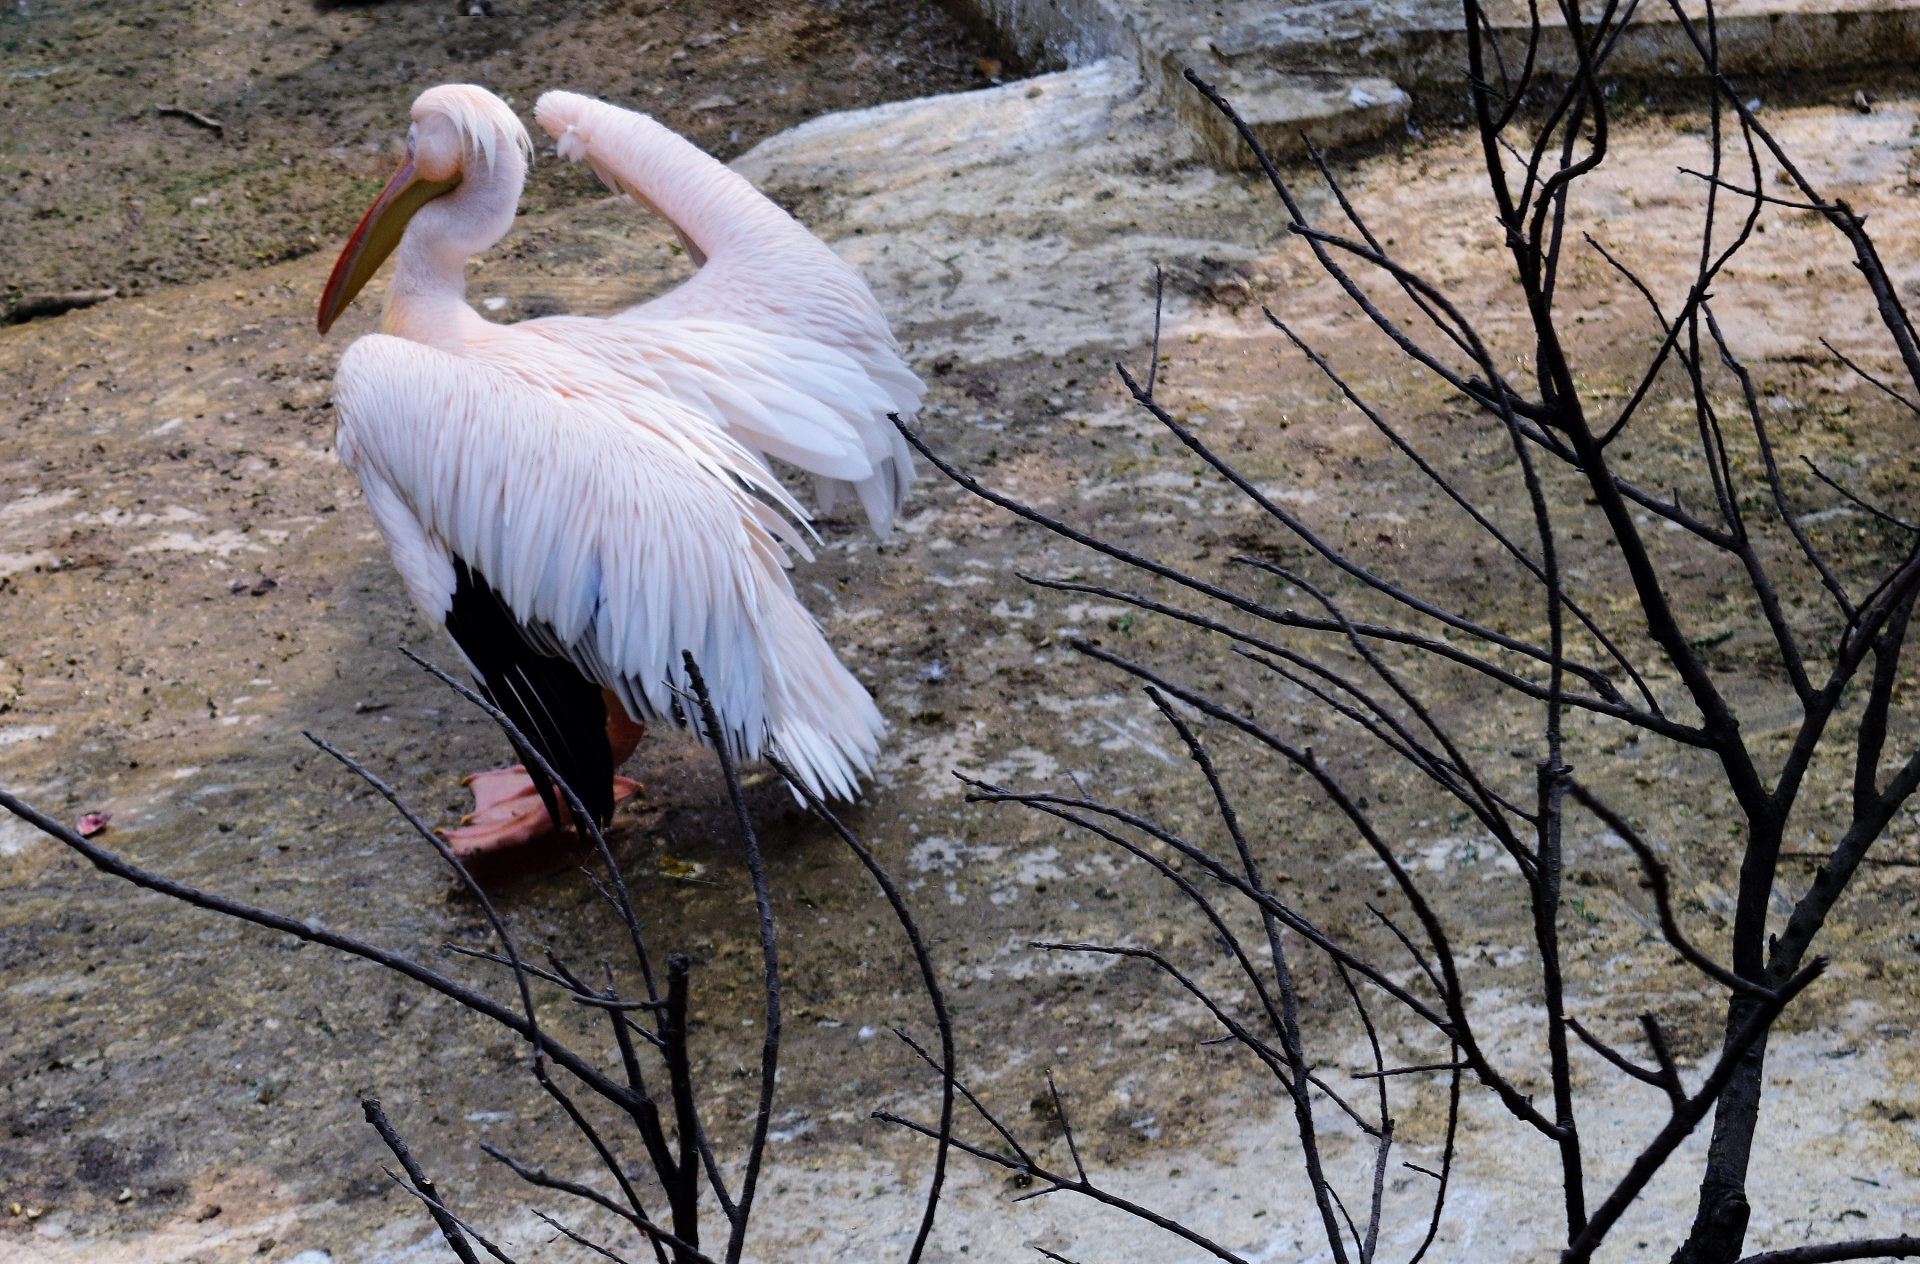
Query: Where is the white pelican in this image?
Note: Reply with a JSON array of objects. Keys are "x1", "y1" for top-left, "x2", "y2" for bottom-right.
[{"x1": 317, "y1": 84, "x2": 920, "y2": 854}]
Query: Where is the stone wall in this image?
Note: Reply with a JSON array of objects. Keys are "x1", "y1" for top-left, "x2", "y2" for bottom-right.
[{"x1": 947, "y1": 0, "x2": 1920, "y2": 165}]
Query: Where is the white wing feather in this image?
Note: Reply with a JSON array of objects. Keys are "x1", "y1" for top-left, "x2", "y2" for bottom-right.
[
  {"x1": 334, "y1": 334, "x2": 883, "y2": 800},
  {"x1": 534, "y1": 91, "x2": 926, "y2": 533},
  {"x1": 519, "y1": 315, "x2": 917, "y2": 532}
]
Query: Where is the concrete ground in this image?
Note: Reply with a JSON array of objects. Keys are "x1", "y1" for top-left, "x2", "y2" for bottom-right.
[{"x1": 5, "y1": 46, "x2": 1920, "y2": 1264}]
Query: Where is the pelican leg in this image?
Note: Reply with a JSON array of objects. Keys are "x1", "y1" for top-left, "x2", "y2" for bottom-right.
[
  {"x1": 439, "y1": 768, "x2": 644, "y2": 857},
  {"x1": 439, "y1": 695, "x2": 647, "y2": 858}
]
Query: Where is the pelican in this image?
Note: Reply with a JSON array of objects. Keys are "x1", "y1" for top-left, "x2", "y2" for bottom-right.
[{"x1": 317, "y1": 84, "x2": 920, "y2": 855}]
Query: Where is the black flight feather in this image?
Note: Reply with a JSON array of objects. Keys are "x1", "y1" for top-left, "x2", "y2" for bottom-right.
[{"x1": 444, "y1": 557, "x2": 615, "y2": 829}]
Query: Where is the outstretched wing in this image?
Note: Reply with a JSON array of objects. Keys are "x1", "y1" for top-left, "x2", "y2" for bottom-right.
[
  {"x1": 533, "y1": 90, "x2": 925, "y2": 532},
  {"x1": 333, "y1": 333, "x2": 884, "y2": 801},
  {"x1": 520, "y1": 315, "x2": 917, "y2": 533}
]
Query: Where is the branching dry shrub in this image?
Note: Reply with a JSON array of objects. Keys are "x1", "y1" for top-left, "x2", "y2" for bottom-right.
[
  {"x1": 1, "y1": 652, "x2": 955, "y2": 1264},
  {"x1": 880, "y1": 10, "x2": 1920, "y2": 1261}
]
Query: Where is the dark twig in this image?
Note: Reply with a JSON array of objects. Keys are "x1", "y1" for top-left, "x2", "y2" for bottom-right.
[
  {"x1": 1821, "y1": 338, "x2": 1920, "y2": 419},
  {"x1": 0, "y1": 789, "x2": 632, "y2": 1103},
  {"x1": 1567, "y1": 959, "x2": 1828, "y2": 1261},
  {"x1": 1046, "y1": 1069, "x2": 1088, "y2": 1184},
  {"x1": 680, "y1": 654, "x2": 780, "y2": 1264},
  {"x1": 766, "y1": 754, "x2": 954, "y2": 1264},
  {"x1": 1349, "y1": 1062, "x2": 1471, "y2": 1079},
  {"x1": 156, "y1": 103, "x2": 224, "y2": 132},
  {"x1": 1568, "y1": 781, "x2": 1772, "y2": 996},
  {"x1": 1675, "y1": 167, "x2": 1825, "y2": 212},
  {"x1": 534, "y1": 1210, "x2": 643, "y2": 1264},
  {"x1": 375, "y1": 1173, "x2": 522, "y2": 1264},
  {"x1": 1735, "y1": 1237, "x2": 1920, "y2": 1263},
  {"x1": 1145, "y1": 264, "x2": 1165, "y2": 399},
  {"x1": 1801, "y1": 456, "x2": 1918, "y2": 533},
  {"x1": 480, "y1": 1142, "x2": 655, "y2": 1236},
  {"x1": 363, "y1": 1098, "x2": 481, "y2": 1264},
  {"x1": 1406, "y1": 1046, "x2": 1462, "y2": 1264},
  {"x1": 401, "y1": 648, "x2": 660, "y2": 1000},
  {"x1": 1565, "y1": 1018, "x2": 1677, "y2": 1098},
  {"x1": 872, "y1": 1108, "x2": 1250, "y2": 1264}
]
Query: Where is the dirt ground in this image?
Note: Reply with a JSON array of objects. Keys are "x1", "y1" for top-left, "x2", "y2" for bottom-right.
[
  {"x1": 0, "y1": 0, "x2": 998, "y2": 313},
  {"x1": 5, "y1": 9, "x2": 1920, "y2": 1263}
]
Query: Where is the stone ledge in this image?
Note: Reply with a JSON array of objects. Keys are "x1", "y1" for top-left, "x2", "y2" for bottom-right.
[
  {"x1": 950, "y1": 0, "x2": 1920, "y2": 166},
  {"x1": 1172, "y1": 66, "x2": 1411, "y2": 165},
  {"x1": 1204, "y1": 0, "x2": 1920, "y2": 85}
]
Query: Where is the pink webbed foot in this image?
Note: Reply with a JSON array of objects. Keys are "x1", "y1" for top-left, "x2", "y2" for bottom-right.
[{"x1": 439, "y1": 765, "x2": 643, "y2": 858}]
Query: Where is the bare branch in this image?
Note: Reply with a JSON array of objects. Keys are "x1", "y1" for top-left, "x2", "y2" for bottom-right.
[
  {"x1": 1820, "y1": 338, "x2": 1920, "y2": 419},
  {"x1": 1735, "y1": 1237, "x2": 1920, "y2": 1264},
  {"x1": 479, "y1": 1143, "x2": 664, "y2": 1241},
  {"x1": 0, "y1": 790, "x2": 632, "y2": 1104},
  {"x1": 1348, "y1": 1062, "x2": 1471, "y2": 1080},
  {"x1": 1567, "y1": 781, "x2": 1773, "y2": 996},
  {"x1": 1046, "y1": 1070, "x2": 1088, "y2": 1184},
  {"x1": 1801, "y1": 456, "x2": 1918, "y2": 534},
  {"x1": 1055, "y1": 643, "x2": 1562, "y2": 1138},
  {"x1": 1566, "y1": 958, "x2": 1828, "y2": 1261},
  {"x1": 1564, "y1": 1018, "x2": 1674, "y2": 1096},
  {"x1": 872, "y1": 1108, "x2": 1251, "y2": 1264},
  {"x1": 766, "y1": 755, "x2": 954, "y2": 1264},
  {"x1": 1145, "y1": 264, "x2": 1165, "y2": 400},
  {"x1": 534, "y1": 1211, "x2": 644, "y2": 1264},
  {"x1": 401, "y1": 649, "x2": 661, "y2": 1000},
  {"x1": 363, "y1": 1098, "x2": 482, "y2": 1264},
  {"x1": 680, "y1": 654, "x2": 780, "y2": 1264},
  {"x1": 383, "y1": 1175, "x2": 524, "y2": 1264},
  {"x1": 1268, "y1": 315, "x2": 1664, "y2": 716}
]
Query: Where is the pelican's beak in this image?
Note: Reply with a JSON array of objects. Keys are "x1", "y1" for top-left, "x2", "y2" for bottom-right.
[{"x1": 316, "y1": 159, "x2": 460, "y2": 335}]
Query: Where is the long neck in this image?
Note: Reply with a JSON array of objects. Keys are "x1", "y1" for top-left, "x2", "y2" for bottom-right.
[
  {"x1": 384, "y1": 226, "x2": 478, "y2": 347},
  {"x1": 578, "y1": 102, "x2": 790, "y2": 258},
  {"x1": 383, "y1": 150, "x2": 523, "y2": 349}
]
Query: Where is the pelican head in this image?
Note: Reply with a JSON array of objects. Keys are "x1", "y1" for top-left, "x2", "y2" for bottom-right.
[{"x1": 317, "y1": 84, "x2": 533, "y2": 335}]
